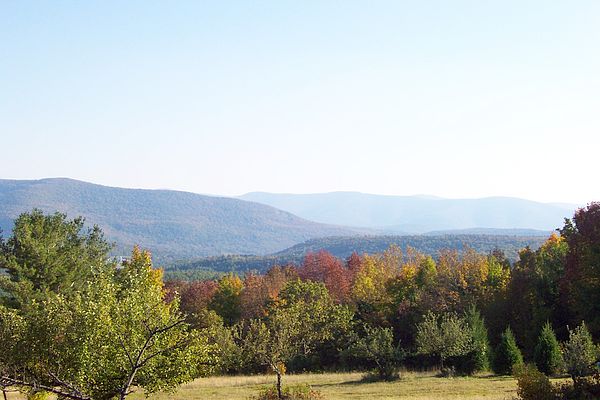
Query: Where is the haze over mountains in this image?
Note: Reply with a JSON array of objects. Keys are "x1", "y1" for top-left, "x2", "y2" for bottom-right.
[
  {"x1": 0, "y1": 178, "x2": 367, "y2": 261},
  {"x1": 0, "y1": 178, "x2": 577, "y2": 264},
  {"x1": 240, "y1": 192, "x2": 576, "y2": 233}
]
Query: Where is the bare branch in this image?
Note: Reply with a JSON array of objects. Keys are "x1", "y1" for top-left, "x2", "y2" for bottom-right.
[{"x1": 0, "y1": 376, "x2": 91, "y2": 400}]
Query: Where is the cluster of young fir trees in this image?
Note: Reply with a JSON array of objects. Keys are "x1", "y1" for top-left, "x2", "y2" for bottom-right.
[{"x1": 2, "y1": 203, "x2": 600, "y2": 400}]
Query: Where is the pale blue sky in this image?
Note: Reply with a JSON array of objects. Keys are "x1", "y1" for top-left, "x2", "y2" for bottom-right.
[{"x1": 2, "y1": 1, "x2": 599, "y2": 203}]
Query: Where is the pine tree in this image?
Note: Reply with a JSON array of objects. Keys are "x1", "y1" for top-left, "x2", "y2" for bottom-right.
[
  {"x1": 533, "y1": 322, "x2": 563, "y2": 376},
  {"x1": 493, "y1": 327, "x2": 524, "y2": 375},
  {"x1": 463, "y1": 306, "x2": 491, "y2": 374},
  {"x1": 562, "y1": 322, "x2": 599, "y2": 380}
]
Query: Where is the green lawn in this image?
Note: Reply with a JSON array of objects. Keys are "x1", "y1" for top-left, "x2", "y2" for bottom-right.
[{"x1": 4, "y1": 372, "x2": 524, "y2": 400}]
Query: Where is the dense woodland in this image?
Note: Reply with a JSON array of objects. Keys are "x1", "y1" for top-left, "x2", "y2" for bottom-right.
[
  {"x1": 165, "y1": 234, "x2": 546, "y2": 280},
  {"x1": 1, "y1": 205, "x2": 600, "y2": 400}
]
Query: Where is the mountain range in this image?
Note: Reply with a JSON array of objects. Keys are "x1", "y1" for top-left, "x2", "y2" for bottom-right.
[
  {"x1": 0, "y1": 178, "x2": 367, "y2": 262},
  {"x1": 0, "y1": 178, "x2": 578, "y2": 264},
  {"x1": 239, "y1": 192, "x2": 576, "y2": 233}
]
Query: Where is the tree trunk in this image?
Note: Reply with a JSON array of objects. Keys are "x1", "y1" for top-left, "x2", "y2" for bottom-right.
[
  {"x1": 276, "y1": 371, "x2": 282, "y2": 400},
  {"x1": 3, "y1": 389, "x2": 8, "y2": 400}
]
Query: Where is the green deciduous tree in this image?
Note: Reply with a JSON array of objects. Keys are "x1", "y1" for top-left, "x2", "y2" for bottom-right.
[
  {"x1": 210, "y1": 273, "x2": 244, "y2": 325},
  {"x1": 347, "y1": 324, "x2": 404, "y2": 380},
  {"x1": 0, "y1": 211, "x2": 217, "y2": 400},
  {"x1": 237, "y1": 280, "x2": 353, "y2": 400},
  {"x1": 415, "y1": 312, "x2": 473, "y2": 372}
]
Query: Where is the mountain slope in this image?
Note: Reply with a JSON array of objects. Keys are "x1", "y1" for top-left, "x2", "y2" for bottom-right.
[
  {"x1": 0, "y1": 178, "x2": 368, "y2": 261},
  {"x1": 239, "y1": 192, "x2": 576, "y2": 233}
]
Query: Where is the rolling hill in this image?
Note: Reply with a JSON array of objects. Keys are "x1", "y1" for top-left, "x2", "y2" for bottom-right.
[
  {"x1": 165, "y1": 234, "x2": 548, "y2": 279},
  {"x1": 239, "y1": 192, "x2": 576, "y2": 233},
  {"x1": 0, "y1": 178, "x2": 369, "y2": 262}
]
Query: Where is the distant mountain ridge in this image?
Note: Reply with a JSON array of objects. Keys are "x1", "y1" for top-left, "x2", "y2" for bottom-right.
[
  {"x1": 0, "y1": 178, "x2": 369, "y2": 262},
  {"x1": 239, "y1": 192, "x2": 576, "y2": 233},
  {"x1": 424, "y1": 228, "x2": 552, "y2": 236}
]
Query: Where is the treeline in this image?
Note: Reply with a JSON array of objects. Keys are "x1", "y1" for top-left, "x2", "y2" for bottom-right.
[
  {"x1": 164, "y1": 234, "x2": 547, "y2": 280},
  {"x1": 2, "y1": 205, "x2": 600, "y2": 400},
  {"x1": 165, "y1": 203, "x2": 600, "y2": 396}
]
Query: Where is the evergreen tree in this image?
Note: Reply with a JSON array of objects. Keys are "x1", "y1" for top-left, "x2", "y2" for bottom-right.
[
  {"x1": 456, "y1": 306, "x2": 491, "y2": 374},
  {"x1": 562, "y1": 322, "x2": 599, "y2": 380},
  {"x1": 493, "y1": 327, "x2": 523, "y2": 375},
  {"x1": 533, "y1": 322, "x2": 563, "y2": 376}
]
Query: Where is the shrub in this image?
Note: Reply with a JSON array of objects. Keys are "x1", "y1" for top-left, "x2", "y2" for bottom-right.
[
  {"x1": 513, "y1": 364, "x2": 558, "y2": 400},
  {"x1": 252, "y1": 384, "x2": 322, "y2": 400},
  {"x1": 554, "y1": 372, "x2": 600, "y2": 399},
  {"x1": 347, "y1": 324, "x2": 404, "y2": 381},
  {"x1": 534, "y1": 322, "x2": 563, "y2": 376},
  {"x1": 415, "y1": 312, "x2": 473, "y2": 372},
  {"x1": 493, "y1": 327, "x2": 523, "y2": 375}
]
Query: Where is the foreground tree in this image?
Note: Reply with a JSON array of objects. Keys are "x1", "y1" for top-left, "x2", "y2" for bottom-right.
[
  {"x1": 0, "y1": 211, "x2": 217, "y2": 399},
  {"x1": 237, "y1": 280, "x2": 353, "y2": 400},
  {"x1": 0, "y1": 209, "x2": 111, "y2": 306}
]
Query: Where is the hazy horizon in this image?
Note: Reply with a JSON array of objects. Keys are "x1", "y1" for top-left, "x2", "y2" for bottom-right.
[
  {"x1": 3, "y1": 1, "x2": 599, "y2": 204},
  {"x1": 0, "y1": 176, "x2": 583, "y2": 208}
]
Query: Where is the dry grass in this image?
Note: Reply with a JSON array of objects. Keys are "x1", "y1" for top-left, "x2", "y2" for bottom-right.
[
  {"x1": 127, "y1": 371, "x2": 519, "y2": 400},
  {"x1": 3, "y1": 371, "x2": 525, "y2": 400}
]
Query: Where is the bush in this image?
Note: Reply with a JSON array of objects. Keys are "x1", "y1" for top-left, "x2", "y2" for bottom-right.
[
  {"x1": 555, "y1": 372, "x2": 600, "y2": 399},
  {"x1": 513, "y1": 364, "x2": 558, "y2": 400},
  {"x1": 534, "y1": 322, "x2": 563, "y2": 376},
  {"x1": 252, "y1": 384, "x2": 322, "y2": 400},
  {"x1": 347, "y1": 324, "x2": 404, "y2": 381},
  {"x1": 493, "y1": 327, "x2": 523, "y2": 375}
]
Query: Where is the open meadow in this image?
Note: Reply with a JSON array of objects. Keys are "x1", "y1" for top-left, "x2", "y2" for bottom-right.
[
  {"x1": 6, "y1": 372, "x2": 520, "y2": 400},
  {"x1": 5, "y1": 372, "x2": 522, "y2": 400},
  {"x1": 123, "y1": 372, "x2": 521, "y2": 400}
]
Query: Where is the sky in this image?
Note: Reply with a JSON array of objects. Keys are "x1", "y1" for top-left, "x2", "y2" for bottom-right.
[{"x1": 1, "y1": 1, "x2": 599, "y2": 204}]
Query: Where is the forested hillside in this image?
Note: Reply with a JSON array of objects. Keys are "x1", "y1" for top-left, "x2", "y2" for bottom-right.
[
  {"x1": 165, "y1": 234, "x2": 547, "y2": 280},
  {"x1": 0, "y1": 178, "x2": 369, "y2": 261}
]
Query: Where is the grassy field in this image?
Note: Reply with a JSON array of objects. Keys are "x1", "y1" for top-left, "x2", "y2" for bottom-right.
[
  {"x1": 129, "y1": 371, "x2": 520, "y2": 400},
  {"x1": 5, "y1": 371, "x2": 522, "y2": 400}
]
